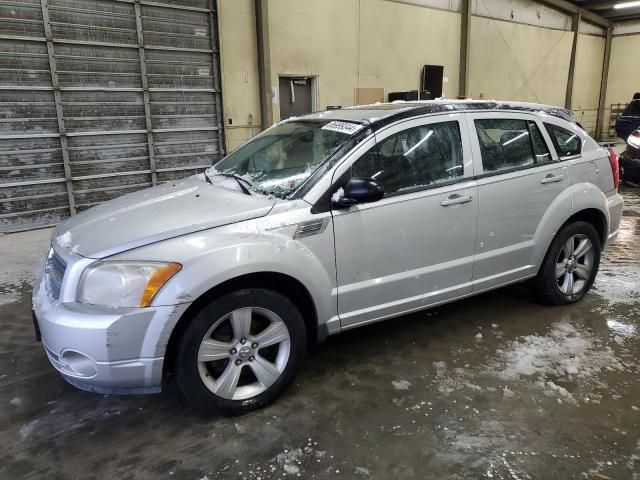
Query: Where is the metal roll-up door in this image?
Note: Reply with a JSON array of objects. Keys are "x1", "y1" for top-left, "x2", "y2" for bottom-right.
[{"x1": 0, "y1": 0, "x2": 225, "y2": 232}]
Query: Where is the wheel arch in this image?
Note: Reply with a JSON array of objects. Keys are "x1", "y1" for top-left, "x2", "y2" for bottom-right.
[
  {"x1": 560, "y1": 208, "x2": 607, "y2": 248},
  {"x1": 532, "y1": 182, "x2": 610, "y2": 268},
  {"x1": 534, "y1": 206, "x2": 607, "y2": 279},
  {"x1": 163, "y1": 271, "x2": 320, "y2": 380}
]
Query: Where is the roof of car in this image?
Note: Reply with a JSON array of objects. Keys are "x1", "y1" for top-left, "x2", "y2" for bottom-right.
[{"x1": 301, "y1": 100, "x2": 576, "y2": 128}]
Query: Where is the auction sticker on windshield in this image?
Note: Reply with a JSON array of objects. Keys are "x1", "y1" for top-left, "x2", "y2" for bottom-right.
[{"x1": 321, "y1": 121, "x2": 364, "y2": 135}]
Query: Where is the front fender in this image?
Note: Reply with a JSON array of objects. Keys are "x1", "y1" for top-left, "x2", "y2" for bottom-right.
[
  {"x1": 532, "y1": 182, "x2": 609, "y2": 267},
  {"x1": 113, "y1": 214, "x2": 337, "y2": 339}
]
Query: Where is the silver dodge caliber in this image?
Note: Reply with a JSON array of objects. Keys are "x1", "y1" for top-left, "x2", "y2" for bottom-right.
[{"x1": 33, "y1": 101, "x2": 624, "y2": 415}]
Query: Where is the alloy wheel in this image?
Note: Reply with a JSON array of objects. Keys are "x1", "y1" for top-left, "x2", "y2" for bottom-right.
[
  {"x1": 555, "y1": 234, "x2": 595, "y2": 296},
  {"x1": 197, "y1": 307, "x2": 291, "y2": 400}
]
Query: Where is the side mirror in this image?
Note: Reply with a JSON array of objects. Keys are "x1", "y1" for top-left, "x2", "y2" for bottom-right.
[{"x1": 333, "y1": 177, "x2": 384, "y2": 208}]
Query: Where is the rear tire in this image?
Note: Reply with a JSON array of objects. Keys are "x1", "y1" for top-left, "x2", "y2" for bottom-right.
[
  {"x1": 175, "y1": 289, "x2": 307, "y2": 416},
  {"x1": 533, "y1": 221, "x2": 601, "y2": 305}
]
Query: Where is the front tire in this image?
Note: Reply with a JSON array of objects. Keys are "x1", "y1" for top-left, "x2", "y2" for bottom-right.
[
  {"x1": 533, "y1": 221, "x2": 601, "y2": 305},
  {"x1": 175, "y1": 289, "x2": 307, "y2": 416}
]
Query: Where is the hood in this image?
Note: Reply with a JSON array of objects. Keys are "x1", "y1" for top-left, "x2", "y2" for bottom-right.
[{"x1": 53, "y1": 176, "x2": 276, "y2": 258}]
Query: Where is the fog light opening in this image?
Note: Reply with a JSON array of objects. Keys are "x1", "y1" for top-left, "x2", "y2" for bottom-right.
[{"x1": 60, "y1": 350, "x2": 98, "y2": 378}]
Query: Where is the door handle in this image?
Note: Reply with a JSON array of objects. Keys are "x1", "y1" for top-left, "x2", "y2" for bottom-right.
[
  {"x1": 441, "y1": 194, "x2": 473, "y2": 206},
  {"x1": 541, "y1": 174, "x2": 564, "y2": 184}
]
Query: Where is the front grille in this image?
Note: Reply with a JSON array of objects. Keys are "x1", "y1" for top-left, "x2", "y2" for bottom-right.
[{"x1": 46, "y1": 249, "x2": 67, "y2": 300}]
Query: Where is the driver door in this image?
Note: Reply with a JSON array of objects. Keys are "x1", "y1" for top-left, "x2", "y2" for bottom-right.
[{"x1": 331, "y1": 115, "x2": 479, "y2": 329}]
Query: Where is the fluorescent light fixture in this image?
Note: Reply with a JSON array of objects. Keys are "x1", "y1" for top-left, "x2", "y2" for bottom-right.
[{"x1": 614, "y1": 1, "x2": 640, "y2": 9}]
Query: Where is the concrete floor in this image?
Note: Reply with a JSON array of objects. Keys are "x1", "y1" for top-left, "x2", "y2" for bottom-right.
[{"x1": 1, "y1": 187, "x2": 639, "y2": 480}]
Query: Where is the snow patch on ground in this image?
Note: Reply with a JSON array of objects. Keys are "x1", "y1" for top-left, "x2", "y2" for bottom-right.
[
  {"x1": 427, "y1": 321, "x2": 632, "y2": 405},
  {"x1": 431, "y1": 360, "x2": 469, "y2": 395},
  {"x1": 273, "y1": 447, "x2": 310, "y2": 476},
  {"x1": 0, "y1": 227, "x2": 51, "y2": 305},
  {"x1": 503, "y1": 386, "x2": 515, "y2": 398},
  {"x1": 355, "y1": 466, "x2": 371, "y2": 476},
  {"x1": 593, "y1": 264, "x2": 640, "y2": 308},
  {"x1": 392, "y1": 380, "x2": 411, "y2": 391},
  {"x1": 492, "y1": 322, "x2": 625, "y2": 381},
  {"x1": 19, "y1": 397, "x2": 128, "y2": 442}
]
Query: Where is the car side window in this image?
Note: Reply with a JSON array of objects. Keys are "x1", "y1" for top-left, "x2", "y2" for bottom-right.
[
  {"x1": 351, "y1": 121, "x2": 463, "y2": 196},
  {"x1": 475, "y1": 118, "x2": 551, "y2": 173},
  {"x1": 544, "y1": 123, "x2": 582, "y2": 158}
]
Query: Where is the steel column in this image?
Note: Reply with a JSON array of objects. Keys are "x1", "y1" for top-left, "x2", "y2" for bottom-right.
[
  {"x1": 596, "y1": 26, "x2": 613, "y2": 141},
  {"x1": 40, "y1": 0, "x2": 76, "y2": 215},
  {"x1": 134, "y1": 0, "x2": 157, "y2": 185},
  {"x1": 210, "y1": 0, "x2": 226, "y2": 157},
  {"x1": 459, "y1": 0, "x2": 471, "y2": 98},
  {"x1": 564, "y1": 13, "x2": 581, "y2": 110},
  {"x1": 255, "y1": 0, "x2": 273, "y2": 129}
]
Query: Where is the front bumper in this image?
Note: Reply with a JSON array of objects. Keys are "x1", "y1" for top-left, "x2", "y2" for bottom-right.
[{"x1": 32, "y1": 261, "x2": 190, "y2": 394}]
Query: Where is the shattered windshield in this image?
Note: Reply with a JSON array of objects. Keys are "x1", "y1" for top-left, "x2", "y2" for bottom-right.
[{"x1": 209, "y1": 120, "x2": 361, "y2": 198}]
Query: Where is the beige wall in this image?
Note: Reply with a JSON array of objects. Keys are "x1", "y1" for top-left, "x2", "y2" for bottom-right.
[
  {"x1": 469, "y1": 17, "x2": 573, "y2": 105},
  {"x1": 268, "y1": 0, "x2": 360, "y2": 121},
  {"x1": 606, "y1": 33, "x2": 640, "y2": 107},
  {"x1": 573, "y1": 33, "x2": 605, "y2": 111},
  {"x1": 600, "y1": 32, "x2": 640, "y2": 139},
  {"x1": 218, "y1": 0, "x2": 617, "y2": 146},
  {"x1": 358, "y1": 1, "x2": 460, "y2": 100},
  {"x1": 218, "y1": 0, "x2": 261, "y2": 151},
  {"x1": 572, "y1": 33, "x2": 605, "y2": 135},
  {"x1": 267, "y1": 0, "x2": 461, "y2": 122}
]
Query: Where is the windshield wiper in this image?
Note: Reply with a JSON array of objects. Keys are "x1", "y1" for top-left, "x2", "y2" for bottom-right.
[{"x1": 211, "y1": 172, "x2": 253, "y2": 196}]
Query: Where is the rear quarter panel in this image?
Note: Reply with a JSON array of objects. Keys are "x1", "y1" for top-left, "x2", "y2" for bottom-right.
[{"x1": 531, "y1": 116, "x2": 614, "y2": 264}]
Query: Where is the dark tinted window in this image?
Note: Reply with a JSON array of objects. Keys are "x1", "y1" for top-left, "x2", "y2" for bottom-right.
[
  {"x1": 544, "y1": 123, "x2": 582, "y2": 157},
  {"x1": 352, "y1": 121, "x2": 463, "y2": 196},
  {"x1": 475, "y1": 119, "x2": 551, "y2": 173}
]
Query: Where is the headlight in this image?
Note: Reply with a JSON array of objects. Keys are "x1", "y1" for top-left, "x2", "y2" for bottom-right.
[
  {"x1": 628, "y1": 131, "x2": 640, "y2": 150},
  {"x1": 77, "y1": 261, "x2": 182, "y2": 307}
]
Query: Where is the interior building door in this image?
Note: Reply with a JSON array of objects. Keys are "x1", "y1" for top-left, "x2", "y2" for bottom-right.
[{"x1": 279, "y1": 77, "x2": 313, "y2": 120}]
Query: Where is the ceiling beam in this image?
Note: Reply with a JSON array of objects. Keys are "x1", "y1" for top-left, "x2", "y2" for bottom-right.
[
  {"x1": 578, "y1": 0, "x2": 619, "y2": 10},
  {"x1": 536, "y1": 0, "x2": 611, "y2": 27},
  {"x1": 610, "y1": 13, "x2": 640, "y2": 19},
  {"x1": 600, "y1": 6, "x2": 640, "y2": 17}
]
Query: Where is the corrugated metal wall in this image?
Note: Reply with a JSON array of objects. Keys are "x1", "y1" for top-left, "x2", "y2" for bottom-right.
[{"x1": 0, "y1": 0, "x2": 225, "y2": 232}]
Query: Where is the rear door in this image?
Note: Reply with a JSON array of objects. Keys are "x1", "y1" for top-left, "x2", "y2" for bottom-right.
[
  {"x1": 466, "y1": 112, "x2": 570, "y2": 291},
  {"x1": 331, "y1": 114, "x2": 479, "y2": 328}
]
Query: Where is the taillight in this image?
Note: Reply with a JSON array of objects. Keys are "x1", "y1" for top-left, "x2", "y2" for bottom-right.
[{"x1": 607, "y1": 147, "x2": 620, "y2": 189}]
